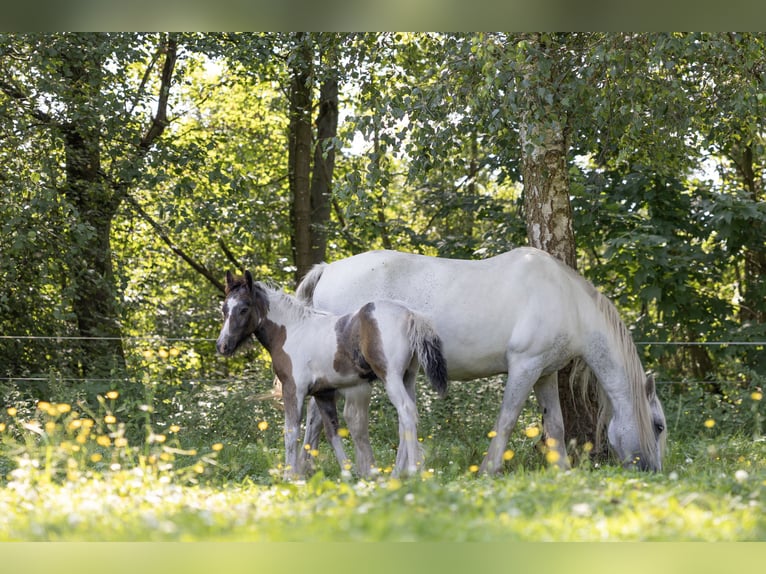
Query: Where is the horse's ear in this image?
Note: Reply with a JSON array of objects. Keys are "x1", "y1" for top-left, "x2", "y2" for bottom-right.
[
  {"x1": 225, "y1": 270, "x2": 235, "y2": 293},
  {"x1": 245, "y1": 270, "x2": 254, "y2": 292},
  {"x1": 645, "y1": 373, "x2": 656, "y2": 398}
]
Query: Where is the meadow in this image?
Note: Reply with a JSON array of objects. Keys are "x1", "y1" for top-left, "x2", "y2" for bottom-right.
[{"x1": 0, "y1": 370, "x2": 764, "y2": 541}]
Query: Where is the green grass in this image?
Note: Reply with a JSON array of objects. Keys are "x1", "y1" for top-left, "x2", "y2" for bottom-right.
[{"x1": 1, "y1": 375, "x2": 764, "y2": 541}]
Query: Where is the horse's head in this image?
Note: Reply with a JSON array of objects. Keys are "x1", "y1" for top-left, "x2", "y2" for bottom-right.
[
  {"x1": 607, "y1": 373, "x2": 666, "y2": 472},
  {"x1": 216, "y1": 270, "x2": 268, "y2": 356}
]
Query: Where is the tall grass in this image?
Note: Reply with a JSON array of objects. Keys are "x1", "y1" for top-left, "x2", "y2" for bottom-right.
[{"x1": 0, "y1": 364, "x2": 764, "y2": 540}]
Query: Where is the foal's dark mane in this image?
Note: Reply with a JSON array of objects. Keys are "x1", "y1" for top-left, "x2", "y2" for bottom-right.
[{"x1": 226, "y1": 273, "x2": 330, "y2": 323}]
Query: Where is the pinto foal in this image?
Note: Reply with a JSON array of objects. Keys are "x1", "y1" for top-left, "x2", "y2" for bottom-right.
[{"x1": 216, "y1": 270, "x2": 447, "y2": 477}]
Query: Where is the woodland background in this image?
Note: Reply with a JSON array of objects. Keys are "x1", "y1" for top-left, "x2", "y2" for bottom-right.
[{"x1": 1, "y1": 33, "x2": 764, "y2": 446}]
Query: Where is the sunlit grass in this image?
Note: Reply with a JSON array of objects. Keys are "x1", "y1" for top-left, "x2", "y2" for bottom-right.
[{"x1": 0, "y1": 374, "x2": 764, "y2": 540}]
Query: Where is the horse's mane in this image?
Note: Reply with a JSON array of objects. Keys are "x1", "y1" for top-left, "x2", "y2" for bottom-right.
[
  {"x1": 226, "y1": 273, "x2": 331, "y2": 323},
  {"x1": 556, "y1": 258, "x2": 656, "y2": 464},
  {"x1": 589, "y1": 280, "x2": 657, "y2": 465},
  {"x1": 260, "y1": 282, "x2": 332, "y2": 323}
]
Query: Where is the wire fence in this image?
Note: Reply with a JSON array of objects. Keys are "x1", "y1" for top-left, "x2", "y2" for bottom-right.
[{"x1": 1, "y1": 335, "x2": 763, "y2": 387}]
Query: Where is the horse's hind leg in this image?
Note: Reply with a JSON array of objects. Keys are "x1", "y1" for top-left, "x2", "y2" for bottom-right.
[
  {"x1": 534, "y1": 372, "x2": 569, "y2": 469},
  {"x1": 393, "y1": 365, "x2": 422, "y2": 473},
  {"x1": 343, "y1": 384, "x2": 376, "y2": 477},
  {"x1": 384, "y1": 372, "x2": 423, "y2": 477}
]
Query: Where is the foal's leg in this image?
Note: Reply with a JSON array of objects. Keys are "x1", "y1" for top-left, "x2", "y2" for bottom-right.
[
  {"x1": 302, "y1": 397, "x2": 324, "y2": 466},
  {"x1": 394, "y1": 365, "x2": 422, "y2": 473},
  {"x1": 310, "y1": 389, "x2": 351, "y2": 473},
  {"x1": 480, "y1": 357, "x2": 541, "y2": 475},
  {"x1": 281, "y1": 378, "x2": 307, "y2": 478},
  {"x1": 342, "y1": 384, "x2": 376, "y2": 477},
  {"x1": 533, "y1": 372, "x2": 570, "y2": 469},
  {"x1": 384, "y1": 372, "x2": 422, "y2": 477}
]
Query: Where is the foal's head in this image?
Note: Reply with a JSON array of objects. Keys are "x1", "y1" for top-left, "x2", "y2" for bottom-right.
[{"x1": 216, "y1": 270, "x2": 268, "y2": 356}]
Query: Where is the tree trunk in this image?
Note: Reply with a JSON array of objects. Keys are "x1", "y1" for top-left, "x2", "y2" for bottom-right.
[
  {"x1": 518, "y1": 34, "x2": 600, "y2": 455},
  {"x1": 733, "y1": 143, "x2": 766, "y2": 325},
  {"x1": 288, "y1": 34, "x2": 314, "y2": 286},
  {"x1": 60, "y1": 41, "x2": 126, "y2": 377},
  {"x1": 309, "y1": 66, "x2": 338, "y2": 266}
]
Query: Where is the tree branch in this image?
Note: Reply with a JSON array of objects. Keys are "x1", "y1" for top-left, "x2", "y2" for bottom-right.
[
  {"x1": 0, "y1": 78, "x2": 54, "y2": 125},
  {"x1": 125, "y1": 194, "x2": 224, "y2": 293},
  {"x1": 139, "y1": 33, "x2": 178, "y2": 152},
  {"x1": 218, "y1": 237, "x2": 245, "y2": 275}
]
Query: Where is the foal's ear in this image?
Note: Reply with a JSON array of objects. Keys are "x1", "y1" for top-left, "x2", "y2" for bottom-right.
[
  {"x1": 225, "y1": 270, "x2": 235, "y2": 293},
  {"x1": 645, "y1": 373, "x2": 656, "y2": 398},
  {"x1": 244, "y1": 270, "x2": 254, "y2": 292}
]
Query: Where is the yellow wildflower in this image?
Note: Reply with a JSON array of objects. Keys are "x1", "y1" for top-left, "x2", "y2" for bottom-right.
[
  {"x1": 503, "y1": 449, "x2": 515, "y2": 461},
  {"x1": 752, "y1": 391, "x2": 763, "y2": 402},
  {"x1": 487, "y1": 430, "x2": 498, "y2": 438},
  {"x1": 525, "y1": 425, "x2": 540, "y2": 438},
  {"x1": 169, "y1": 425, "x2": 181, "y2": 433},
  {"x1": 212, "y1": 442, "x2": 224, "y2": 452},
  {"x1": 96, "y1": 435, "x2": 111, "y2": 447},
  {"x1": 704, "y1": 419, "x2": 716, "y2": 428},
  {"x1": 7, "y1": 407, "x2": 17, "y2": 417},
  {"x1": 105, "y1": 391, "x2": 119, "y2": 400},
  {"x1": 257, "y1": 421, "x2": 269, "y2": 431},
  {"x1": 337, "y1": 427, "x2": 350, "y2": 438},
  {"x1": 469, "y1": 464, "x2": 480, "y2": 473},
  {"x1": 104, "y1": 415, "x2": 117, "y2": 424}
]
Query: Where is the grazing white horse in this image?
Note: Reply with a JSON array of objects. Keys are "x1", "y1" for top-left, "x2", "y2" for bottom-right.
[
  {"x1": 297, "y1": 247, "x2": 667, "y2": 473},
  {"x1": 216, "y1": 270, "x2": 448, "y2": 477}
]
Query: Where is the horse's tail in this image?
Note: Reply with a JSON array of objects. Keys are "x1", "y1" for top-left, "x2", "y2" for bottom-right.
[
  {"x1": 408, "y1": 314, "x2": 449, "y2": 398},
  {"x1": 296, "y1": 262, "x2": 327, "y2": 304}
]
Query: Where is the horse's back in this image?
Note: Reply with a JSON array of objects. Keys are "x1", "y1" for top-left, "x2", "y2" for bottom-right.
[{"x1": 309, "y1": 248, "x2": 596, "y2": 379}]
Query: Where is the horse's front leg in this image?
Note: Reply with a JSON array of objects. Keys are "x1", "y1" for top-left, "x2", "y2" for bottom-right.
[
  {"x1": 281, "y1": 377, "x2": 305, "y2": 478},
  {"x1": 480, "y1": 357, "x2": 540, "y2": 475},
  {"x1": 534, "y1": 372, "x2": 570, "y2": 469}
]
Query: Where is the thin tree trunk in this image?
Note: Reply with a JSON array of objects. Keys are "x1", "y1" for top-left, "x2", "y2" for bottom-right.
[
  {"x1": 288, "y1": 34, "x2": 314, "y2": 286},
  {"x1": 518, "y1": 33, "x2": 599, "y2": 455},
  {"x1": 309, "y1": 65, "x2": 338, "y2": 266},
  {"x1": 733, "y1": 143, "x2": 765, "y2": 325}
]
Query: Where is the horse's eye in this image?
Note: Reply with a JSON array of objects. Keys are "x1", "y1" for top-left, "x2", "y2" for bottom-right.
[
  {"x1": 239, "y1": 306, "x2": 249, "y2": 316},
  {"x1": 654, "y1": 422, "x2": 665, "y2": 434}
]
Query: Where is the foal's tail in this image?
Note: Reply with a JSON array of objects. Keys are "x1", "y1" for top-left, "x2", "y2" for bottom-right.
[{"x1": 408, "y1": 314, "x2": 449, "y2": 398}]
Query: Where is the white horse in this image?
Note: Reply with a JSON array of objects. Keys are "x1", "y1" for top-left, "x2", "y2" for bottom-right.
[
  {"x1": 216, "y1": 270, "x2": 448, "y2": 477},
  {"x1": 297, "y1": 247, "x2": 667, "y2": 473}
]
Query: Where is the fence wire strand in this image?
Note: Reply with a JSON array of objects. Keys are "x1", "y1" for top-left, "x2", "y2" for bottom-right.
[{"x1": 2, "y1": 335, "x2": 762, "y2": 387}]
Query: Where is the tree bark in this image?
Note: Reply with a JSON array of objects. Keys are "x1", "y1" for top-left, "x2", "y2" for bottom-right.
[
  {"x1": 288, "y1": 34, "x2": 314, "y2": 286},
  {"x1": 732, "y1": 142, "x2": 766, "y2": 325},
  {"x1": 518, "y1": 34, "x2": 600, "y2": 454},
  {"x1": 60, "y1": 38, "x2": 126, "y2": 377},
  {"x1": 309, "y1": 66, "x2": 338, "y2": 266}
]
